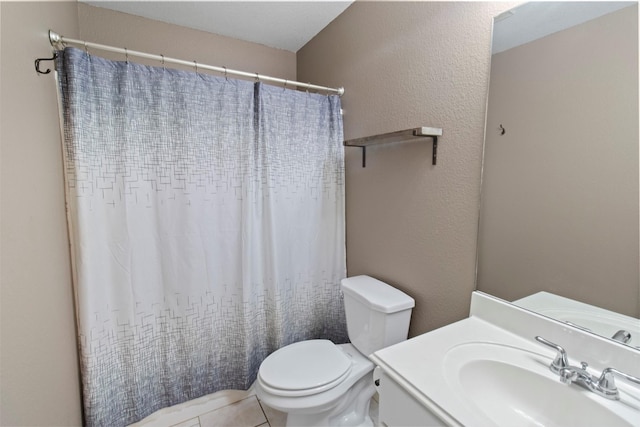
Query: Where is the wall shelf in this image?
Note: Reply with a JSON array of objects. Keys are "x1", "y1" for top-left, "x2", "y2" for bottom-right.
[{"x1": 343, "y1": 127, "x2": 443, "y2": 167}]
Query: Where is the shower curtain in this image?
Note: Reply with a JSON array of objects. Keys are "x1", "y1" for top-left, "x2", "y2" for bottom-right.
[{"x1": 56, "y1": 47, "x2": 347, "y2": 426}]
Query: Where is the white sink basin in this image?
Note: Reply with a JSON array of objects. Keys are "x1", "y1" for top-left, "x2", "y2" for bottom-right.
[{"x1": 444, "y1": 342, "x2": 635, "y2": 427}]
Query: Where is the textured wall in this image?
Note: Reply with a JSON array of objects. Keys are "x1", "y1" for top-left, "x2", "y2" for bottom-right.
[
  {"x1": 478, "y1": 6, "x2": 639, "y2": 317},
  {"x1": 77, "y1": 3, "x2": 296, "y2": 81},
  {"x1": 297, "y1": 1, "x2": 515, "y2": 336},
  {"x1": 0, "y1": 2, "x2": 82, "y2": 425}
]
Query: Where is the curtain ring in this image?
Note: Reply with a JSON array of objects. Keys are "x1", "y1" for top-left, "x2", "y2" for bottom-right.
[
  {"x1": 193, "y1": 60, "x2": 198, "y2": 74},
  {"x1": 223, "y1": 66, "x2": 228, "y2": 81},
  {"x1": 124, "y1": 47, "x2": 128, "y2": 63},
  {"x1": 160, "y1": 54, "x2": 165, "y2": 70},
  {"x1": 306, "y1": 82, "x2": 311, "y2": 93},
  {"x1": 283, "y1": 80, "x2": 287, "y2": 91},
  {"x1": 254, "y1": 72, "x2": 260, "y2": 83},
  {"x1": 84, "y1": 41, "x2": 89, "y2": 55}
]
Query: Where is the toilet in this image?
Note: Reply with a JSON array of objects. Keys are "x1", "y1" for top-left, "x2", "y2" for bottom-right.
[{"x1": 255, "y1": 275, "x2": 415, "y2": 427}]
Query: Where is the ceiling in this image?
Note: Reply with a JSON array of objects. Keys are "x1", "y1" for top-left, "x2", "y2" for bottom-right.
[
  {"x1": 82, "y1": 1, "x2": 636, "y2": 55},
  {"x1": 83, "y1": 1, "x2": 354, "y2": 52},
  {"x1": 492, "y1": 1, "x2": 635, "y2": 54}
]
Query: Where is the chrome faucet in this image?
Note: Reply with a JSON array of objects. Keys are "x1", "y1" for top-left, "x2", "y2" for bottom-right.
[
  {"x1": 611, "y1": 329, "x2": 632, "y2": 344},
  {"x1": 562, "y1": 322, "x2": 631, "y2": 344},
  {"x1": 535, "y1": 336, "x2": 640, "y2": 400}
]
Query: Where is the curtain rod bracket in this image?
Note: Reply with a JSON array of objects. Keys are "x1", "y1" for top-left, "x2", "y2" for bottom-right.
[{"x1": 49, "y1": 30, "x2": 64, "y2": 50}]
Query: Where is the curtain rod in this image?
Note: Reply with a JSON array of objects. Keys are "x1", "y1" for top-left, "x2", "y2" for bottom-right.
[{"x1": 48, "y1": 30, "x2": 344, "y2": 96}]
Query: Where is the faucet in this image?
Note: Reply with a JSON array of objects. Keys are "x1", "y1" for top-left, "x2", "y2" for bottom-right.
[
  {"x1": 535, "y1": 336, "x2": 640, "y2": 400},
  {"x1": 562, "y1": 322, "x2": 631, "y2": 344},
  {"x1": 611, "y1": 329, "x2": 632, "y2": 344}
]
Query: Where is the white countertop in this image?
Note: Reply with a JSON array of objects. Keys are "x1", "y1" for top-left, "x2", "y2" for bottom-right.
[{"x1": 370, "y1": 292, "x2": 640, "y2": 426}]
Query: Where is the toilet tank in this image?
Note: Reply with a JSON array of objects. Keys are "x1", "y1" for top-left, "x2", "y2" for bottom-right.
[{"x1": 341, "y1": 275, "x2": 415, "y2": 356}]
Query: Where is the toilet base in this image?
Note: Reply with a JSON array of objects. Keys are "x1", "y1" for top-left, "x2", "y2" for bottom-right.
[{"x1": 284, "y1": 372, "x2": 376, "y2": 427}]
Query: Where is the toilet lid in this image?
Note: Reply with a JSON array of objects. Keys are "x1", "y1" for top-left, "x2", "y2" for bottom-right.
[{"x1": 258, "y1": 340, "x2": 352, "y2": 396}]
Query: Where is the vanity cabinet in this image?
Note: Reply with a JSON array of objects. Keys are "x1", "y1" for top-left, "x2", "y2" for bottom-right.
[{"x1": 373, "y1": 368, "x2": 446, "y2": 427}]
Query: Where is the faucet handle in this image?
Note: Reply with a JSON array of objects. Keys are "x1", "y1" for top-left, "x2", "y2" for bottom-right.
[
  {"x1": 596, "y1": 367, "x2": 640, "y2": 399},
  {"x1": 534, "y1": 336, "x2": 569, "y2": 373}
]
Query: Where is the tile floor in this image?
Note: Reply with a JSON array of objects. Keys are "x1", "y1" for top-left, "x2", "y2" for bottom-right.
[
  {"x1": 131, "y1": 388, "x2": 379, "y2": 427},
  {"x1": 171, "y1": 395, "x2": 283, "y2": 427}
]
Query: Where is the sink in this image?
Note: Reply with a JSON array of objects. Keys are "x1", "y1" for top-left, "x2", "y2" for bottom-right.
[
  {"x1": 372, "y1": 293, "x2": 640, "y2": 427},
  {"x1": 444, "y1": 342, "x2": 635, "y2": 427}
]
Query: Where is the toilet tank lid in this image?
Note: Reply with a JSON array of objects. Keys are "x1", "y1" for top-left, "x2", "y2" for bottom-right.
[{"x1": 341, "y1": 275, "x2": 415, "y2": 313}]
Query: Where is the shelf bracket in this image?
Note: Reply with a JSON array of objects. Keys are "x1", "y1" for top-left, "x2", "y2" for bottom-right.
[{"x1": 432, "y1": 136, "x2": 438, "y2": 165}]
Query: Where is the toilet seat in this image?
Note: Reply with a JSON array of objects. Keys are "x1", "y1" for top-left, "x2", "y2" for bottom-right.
[{"x1": 258, "y1": 340, "x2": 352, "y2": 397}]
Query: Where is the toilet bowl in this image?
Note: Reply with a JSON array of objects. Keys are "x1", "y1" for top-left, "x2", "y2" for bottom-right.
[
  {"x1": 256, "y1": 341, "x2": 375, "y2": 426},
  {"x1": 256, "y1": 275, "x2": 415, "y2": 427}
]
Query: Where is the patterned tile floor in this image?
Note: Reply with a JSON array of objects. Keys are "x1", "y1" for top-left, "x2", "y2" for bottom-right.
[{"x1": 131, "y1": 389, "x2": 379, "y2": 427}]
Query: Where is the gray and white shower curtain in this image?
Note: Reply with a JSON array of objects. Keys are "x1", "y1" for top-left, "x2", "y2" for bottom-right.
[{"x1": 56, "y1": 47, "x2": 347, "y2": 426}]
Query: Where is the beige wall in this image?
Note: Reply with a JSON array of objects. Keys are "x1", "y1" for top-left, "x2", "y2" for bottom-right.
[
  {"x1": 297, "y1": 1, "x2": 515, "y2": 336},
  {"x1": 1, "y1": 3, "x2": 296, "y2": 425},
  {"x1": 0, "y1": 2, "x2": 82, "y2": 425},
  {"x1": 77, "y1": 3, "x2": 296, "y2": 81},
  {"x1": 477, "y1": 6, "x2": 639, "y2": 317}
]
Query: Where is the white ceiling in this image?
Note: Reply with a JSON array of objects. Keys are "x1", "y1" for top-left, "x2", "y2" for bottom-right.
[
  {"x1": 83, "y1": 0, "x2": 354, "y2": 52},
  {"x1": 83, "y1": 1, "x2": 636, "y2": 55},
  {"x1": 492, "y1": 1, "x2": 636, "y2": 54}
]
